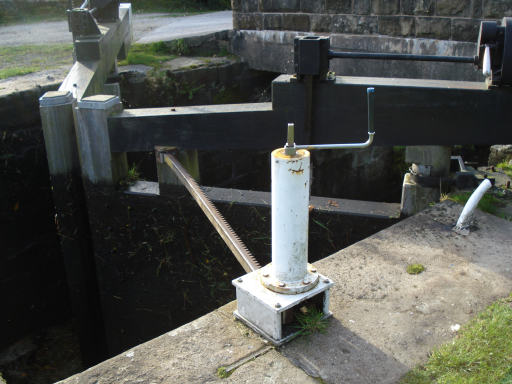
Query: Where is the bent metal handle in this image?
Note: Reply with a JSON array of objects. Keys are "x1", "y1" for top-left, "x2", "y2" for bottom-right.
[{"x1": 293, "y1": 87, "x2": 375, "y2": 151}]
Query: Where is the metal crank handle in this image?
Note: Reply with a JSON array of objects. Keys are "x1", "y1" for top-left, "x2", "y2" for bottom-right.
[{"x1": 292, "y1": 87, "x2": 375, "y2": 152}]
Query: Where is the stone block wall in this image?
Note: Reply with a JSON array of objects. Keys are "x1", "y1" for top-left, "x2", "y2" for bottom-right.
[{"x1": 232, "y1": 0, "x2": 512, "y2": 42}]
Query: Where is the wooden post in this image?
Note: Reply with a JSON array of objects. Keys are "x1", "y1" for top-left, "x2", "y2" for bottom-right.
[
  {"x1": 39, "y1": 91, "x2": 107, "y2": 366},
  {"x1": 155, "y1": 147, "x2": 200, "y2": 195},
  {"x1": 75, "y1": 95, "x2": 128, "y2": 185}
]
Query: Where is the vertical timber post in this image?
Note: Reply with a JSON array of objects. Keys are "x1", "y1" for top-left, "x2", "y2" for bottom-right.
[
  {"x1": 75, "y1": 95, "x2": 128, "y2": 185},
  {"x1": 155, "y1": 146, "x2": 180, "y2": 195},
  {"x1": 39, "y1": 91, "x2": 107, "y2": 366}
]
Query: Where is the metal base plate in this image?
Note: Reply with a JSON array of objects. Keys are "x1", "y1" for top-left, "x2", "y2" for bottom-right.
[
  {"x1": 259, "y1": 263, "x2": 319, "y2": 294},
  {"x1": 233, "y1": 309, "x2": 333, "y2": 346}
]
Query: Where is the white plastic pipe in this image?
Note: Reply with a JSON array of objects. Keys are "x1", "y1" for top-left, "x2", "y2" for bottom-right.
[
  {"x1": 271, "y1": 148, "x2": 310, "y2": 283},
  {"x1": 483, "y1": 45, "x2": 491, "y2": 78},
  {"x1": 455, "y1": 179, "x2": 492, "y2": 230}
]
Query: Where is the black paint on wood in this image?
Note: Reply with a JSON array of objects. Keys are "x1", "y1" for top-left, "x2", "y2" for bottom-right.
[{"x1": 108, "y1": 76, "x2": 512, "y2": 151}]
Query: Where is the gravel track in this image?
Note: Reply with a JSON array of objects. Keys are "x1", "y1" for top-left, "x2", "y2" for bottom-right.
[{"x1": 0, "y1": 11, "x2": 232, "y2": 46}]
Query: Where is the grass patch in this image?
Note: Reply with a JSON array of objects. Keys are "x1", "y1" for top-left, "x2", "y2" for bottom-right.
[
  {"x1": 118, "y1": 42, "x2": 177, "y2": 67},
  {"x1": 0, "y1": 66, "x2": 39, "y2": 79},
  {"x1": 0, "y1": 2, "x2": 67, "y2": 25},
  {"x1": 293, "y1": 306, "x2": 329, "y2": 336},
  {"x1": 0, "y1": 44, "x2": 73, "y2": 79},
  {"x1": 216, "y1": 366, "x2": 232, "y2": 379},
  {"x1": 445, "y1": 191, "x2": 503, "y2": 215},
  {"x1": 406, "y1": 264, "x2": 425, "y2": 275},
  {"x1": 497, "y1": 161, "x2": 512, "y2": 179},
  {"x1": 400, "y1": 294, "x2": 512, "y2": 384}
]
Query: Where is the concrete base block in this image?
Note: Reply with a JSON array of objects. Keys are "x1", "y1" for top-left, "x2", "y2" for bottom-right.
[{"x1": 400, "y1": 172, "x2": 440, "y2": 216}]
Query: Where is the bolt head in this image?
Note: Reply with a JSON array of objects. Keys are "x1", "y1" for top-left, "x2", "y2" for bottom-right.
[
  {"x1": 311, "y1": 268, "x2": 317, "y2": 273},
  {"x1": 237, "y1": 278, "x2": 243, "y2": 283},
  {"x1": 275, "y1": 303, "x2": 281, "y2": 308},
  {"x1": 263, "y1": 273, "x2": 269, "y2": 278},
  {"x1": 302, "y1": 280, "x2": 310, "y2": 285},
  {"x1": 278, "y1": 282, "x2": 286, "y2": 288},
  {"x1": 324, "y1": 279, "x2": 330, "y2": 284}
]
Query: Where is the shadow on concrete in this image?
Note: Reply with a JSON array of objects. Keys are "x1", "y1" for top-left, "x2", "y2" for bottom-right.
[{"x1": 280, "y1": 317, "x2": 408, "y2": 384}]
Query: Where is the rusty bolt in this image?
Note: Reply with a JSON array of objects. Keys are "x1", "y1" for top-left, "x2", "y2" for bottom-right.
[{"x1": 275, "y1": 303, "x2": 281, "y2": 308}]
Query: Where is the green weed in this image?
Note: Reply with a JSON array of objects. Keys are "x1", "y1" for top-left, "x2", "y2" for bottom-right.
[
  {"x1": 118, "y1": 43, "x2": 176, "y2": 67},
  {"x1": 293, "y1": 306, "x2": 329, "y2": 336},
  {"x1": 406, "y1": 264, "x2": 425, "y2": 275},
  {"x1": 217, "y1": 366, "x2": 231, "y2": 378}
]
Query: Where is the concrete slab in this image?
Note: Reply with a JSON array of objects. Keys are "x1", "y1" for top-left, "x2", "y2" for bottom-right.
[
  {"x1": 281, "y1": 201, "x2": 512, "y2": 382},
  {"x1": 58, "y1": 201, "x2": 512, "y2": 383}
]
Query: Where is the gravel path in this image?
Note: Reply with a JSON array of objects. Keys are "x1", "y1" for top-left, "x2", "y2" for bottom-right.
[{"x1": 0, "y1": 11, "x2": 232, "y2": 46}]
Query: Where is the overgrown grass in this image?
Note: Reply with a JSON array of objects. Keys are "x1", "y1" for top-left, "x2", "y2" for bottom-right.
[
  {"x1": 444, "y1": 191, "x2": 503, "y2": 215},
  {"x1": 0, "y1": 44, "x2": 73, "y2": 79},
  {"x1": 400, "y1": 294, "x2": 512, "y2": 384},
  {"x1": 118, "y1": 42, "x2": 177, "y2": 67}
]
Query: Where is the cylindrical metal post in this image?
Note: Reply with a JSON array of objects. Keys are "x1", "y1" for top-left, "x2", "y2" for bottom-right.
[
  {"x1": 259, "y1": 148, "x2": 319, "y2": 294},
  {"x1": 271, "y1": 148, "x2": 310, "y2": 282}
]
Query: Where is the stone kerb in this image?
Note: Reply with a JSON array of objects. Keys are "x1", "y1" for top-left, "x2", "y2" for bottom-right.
[{"x1": 232, "y1": 0, "x2": 512, "y2": 42}]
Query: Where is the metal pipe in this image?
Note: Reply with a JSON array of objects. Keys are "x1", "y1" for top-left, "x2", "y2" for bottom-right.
[
  {"x1": 328, "y1": 50, "x2": 477, "y2": 64},
  {"x1": 455, "y1": 179, "x2": 492, "y2": 230}
]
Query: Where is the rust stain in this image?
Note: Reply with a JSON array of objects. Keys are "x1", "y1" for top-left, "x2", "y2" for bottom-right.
[
  {"x1": 328, "y1": 200, "x2": 339, "y2": 208},
  {"x1": 308, "y1": 204, "x2": 314, "y2": 212},
  {"x1": 289, "y1": 165, "x2": 304, "y2": 175}
]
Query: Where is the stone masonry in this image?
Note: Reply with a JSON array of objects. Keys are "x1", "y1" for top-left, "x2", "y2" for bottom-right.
[{"x1": 232, "y1": 0, "x2": 512, "y2": 42}]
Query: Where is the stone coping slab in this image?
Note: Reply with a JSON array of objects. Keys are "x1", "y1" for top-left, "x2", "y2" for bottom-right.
[{"x1": 58, "y1": 201, "x2": 512, "y2": 383}]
